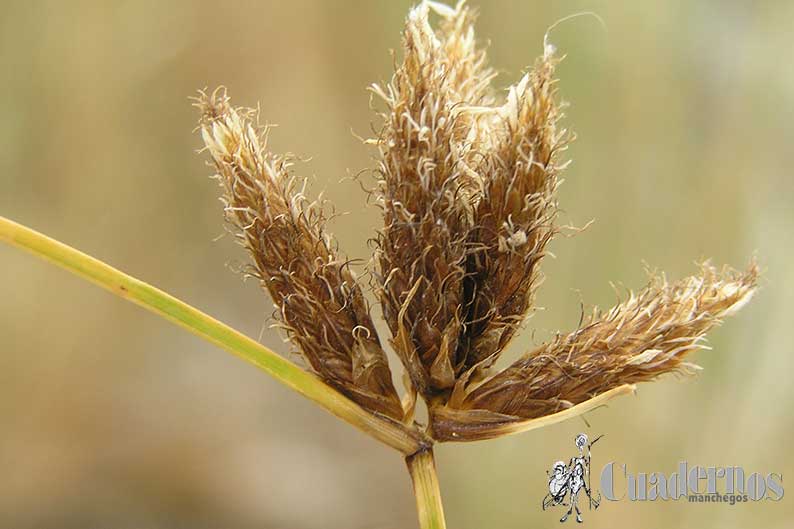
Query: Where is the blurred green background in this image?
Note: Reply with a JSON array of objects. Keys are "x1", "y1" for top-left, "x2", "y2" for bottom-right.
[{"x1": 0, "y1": 1, "x2": 790, "y2": 528}]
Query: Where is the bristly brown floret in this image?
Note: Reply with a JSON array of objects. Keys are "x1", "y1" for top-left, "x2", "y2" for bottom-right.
[
  {"x1": 370, "y1": 2, "x2": 492, "y2": 399},
  {"x1": 195, "y1": 89, "x2": 403, "y2": 420},
  {"x1": 431, "y1": 262, "x2": 758, "y2": 441},
  {"x1": 458, "y1": 50, "x2": 569, "y2": 377}
]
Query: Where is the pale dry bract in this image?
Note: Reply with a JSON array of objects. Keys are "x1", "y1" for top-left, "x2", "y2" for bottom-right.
[{"x1": 195, "y1": 0, "x2": 757, "y2": 448}]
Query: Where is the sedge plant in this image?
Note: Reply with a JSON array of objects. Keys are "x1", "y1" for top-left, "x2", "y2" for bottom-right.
[{"x1": 0, "y1": 2, "x2": 758, "y2": 528}]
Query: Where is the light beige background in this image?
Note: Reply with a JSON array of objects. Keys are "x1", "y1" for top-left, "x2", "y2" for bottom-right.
[{"x1": 0, "y1": 1, "x2": 790, "y2": 528}]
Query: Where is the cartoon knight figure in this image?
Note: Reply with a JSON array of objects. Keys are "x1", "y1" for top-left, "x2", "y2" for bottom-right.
[
  {"x1": 562, "y1": 456, "x2": 585, "y2": 523},
  {"x1": 544, "y1": 433, "x2": 601, "y2": 523}
]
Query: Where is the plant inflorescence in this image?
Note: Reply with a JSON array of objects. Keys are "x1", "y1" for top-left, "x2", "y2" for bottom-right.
[{"x1": 194, "y1": 1, "x2": 756, "y2": 453}]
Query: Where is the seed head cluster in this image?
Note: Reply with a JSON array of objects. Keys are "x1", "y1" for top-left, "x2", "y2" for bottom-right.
[{"x1": 196, "y1": 1, "x2": 757, "y2": 442}]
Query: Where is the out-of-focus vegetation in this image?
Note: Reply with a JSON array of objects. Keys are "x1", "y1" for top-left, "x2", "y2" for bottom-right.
[{"x1": 0, "y1": 1, "x2": 790, "y2": 528}]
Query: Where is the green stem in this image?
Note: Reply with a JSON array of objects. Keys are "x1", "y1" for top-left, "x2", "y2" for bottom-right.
[
  {"x1": 406, "y1": 448, "x2": 447, "y2": 529},
  {"x1": 0, "y1": 215, "x2": 423, "y2": 454}
]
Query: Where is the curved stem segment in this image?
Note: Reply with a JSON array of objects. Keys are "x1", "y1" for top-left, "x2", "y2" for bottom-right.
[
  {"x1": 406, "y1": 448, "x2": 447, "y2": 529},
  {"x1": 0, "y1": 216, "x2": 424, "y2": 454}
]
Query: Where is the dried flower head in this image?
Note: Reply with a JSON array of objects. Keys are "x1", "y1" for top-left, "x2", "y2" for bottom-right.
[
  {"x1": 195, "y1": 89, "x2": 403, "y2": 420},
  {"x1": 369, "y1": 1, "x2": 572, "y2": 406},
  {"x1": 194, "y1": 1, "x2": 758, "y2": 445}
]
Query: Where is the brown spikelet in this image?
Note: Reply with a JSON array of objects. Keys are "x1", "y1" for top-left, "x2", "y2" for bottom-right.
[
  {"x1": 432, "y1": 262, "x2": 759, "y2": 441},
  {"x1": 371, "y1": 2, "x2": 492, "y2": 397},
  {"x1": 195, "y1": 88, "x2": 403, "y2": 420},
  {"x1": 459, "y1": 49, "x2": 570, "y2": 375}
]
